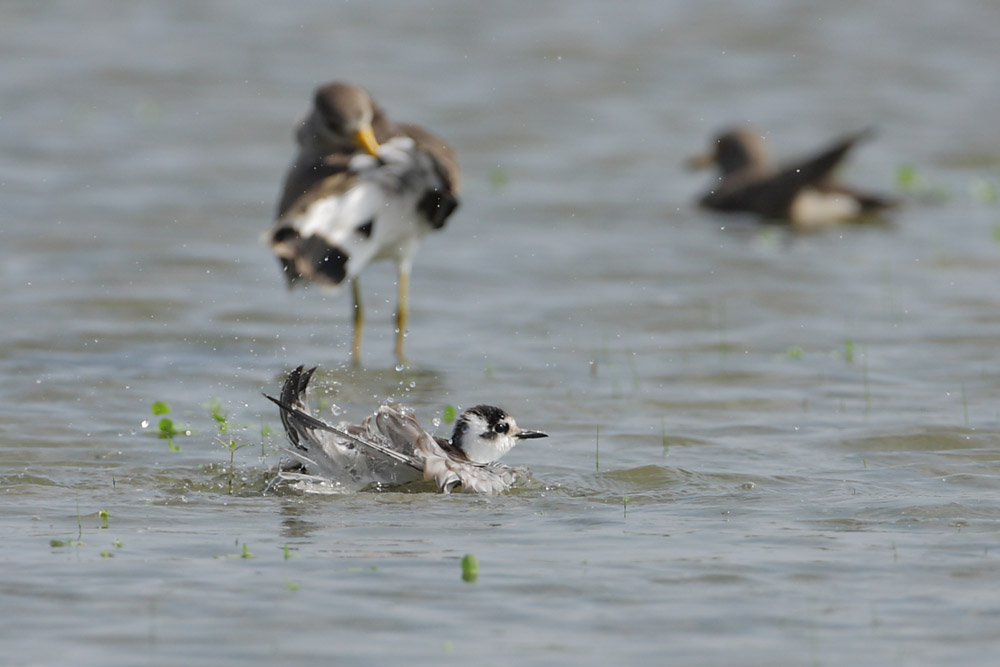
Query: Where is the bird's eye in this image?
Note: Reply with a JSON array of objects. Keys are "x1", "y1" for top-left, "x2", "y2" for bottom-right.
[{"x1": 494, "y1": 422, "x2": 509, "y2": 434}]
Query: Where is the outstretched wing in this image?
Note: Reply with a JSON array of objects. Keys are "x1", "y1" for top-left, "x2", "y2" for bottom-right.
[
  {"x1": 751, "y1": 128, "x2": 876, "y2": 218},
  {"x1": 264, "y1": 392, "x2": 424, "y2": 474}
]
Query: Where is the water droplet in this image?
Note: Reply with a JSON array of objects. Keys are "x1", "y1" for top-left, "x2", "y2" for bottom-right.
[{"x1": 140, "y1": 420, "x2": 149, "y2": 428}]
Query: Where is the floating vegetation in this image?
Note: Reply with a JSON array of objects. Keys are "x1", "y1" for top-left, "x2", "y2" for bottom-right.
[
  {"x1": 969, "y1": 177, "x2": 998, "y2": 205},
  {"x1": 50, "y1": 538, "x2": 85, "y2": 548},
  {"x1": 894, "y1": 164, "x2": 918, "y2": 191},
  {"x1": 215, "y1": 542, "x2": 254, "y2": 560},
  {"x1": 461, "y1": 553, "x2": 479, "y2": 583},
  {"x1": 844, "y1": 338, "x2": 855, "y2": 365},
  {"x1": 442, "y1": 404, "x2": 457, "y2": 424},
  {"x1": 785, "y1": 346, "x2": 803, "y2": 360},
  {"x1": 151, "y1": 401, "x2": 184, "y2": 451},
  {"x1": 488, "y1": 165, "x2": 511, "y2": 190},
  {"x1": 99, "y1": 509, "x2": 109, "y2": 529},
  {"x1": 893, "y1": 164, "x2": 951, "y2": 203}
]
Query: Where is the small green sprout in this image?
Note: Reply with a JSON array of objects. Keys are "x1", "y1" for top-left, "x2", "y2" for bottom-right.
[
  {"x1": 442, "y1": 404, "x2": 457, "y2": 424},
  {"x1": 595, "y1": 425, "x2": 600, "y2": 472},
  {"x1": 461, "y1": 554, "x2": 478, "y2": 583},
  {"x1": 285, "y1": 579, "x2": 300, "y2": 592},
  {"x1": 241, "y1": 543, "x2": 253, "y2": 559},
  {"x1": 209, "y1": 399, "x2": 254, "y2": 495},
  {"x1": 99, "y1": 509, "x2": 109, "y2": 528},
  {"x1": 969, "y1": 177, "x2": 998, "y2": 205},
  {"x1": 151, "y1": 402, "x2": 182, "y2": 451},
  {"x1": 489, "y1": 165, "x2": 511, "y2": 190},
  {"x1": 895, "y1": 164, "x2": 918, "y2": 191}
]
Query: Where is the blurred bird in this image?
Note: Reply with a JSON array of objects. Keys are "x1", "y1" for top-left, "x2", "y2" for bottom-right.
[
  {"x1": 264, "y1": 82, "x2": 460, "y2": 363},
  {"x1": 265, "y1": 366, "x2": 548, "y2": 495},
  {"x1": 687, "y1": 126, "x2": 896, "y2": 226}
]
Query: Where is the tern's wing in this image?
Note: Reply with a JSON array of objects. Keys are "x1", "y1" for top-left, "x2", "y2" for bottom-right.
[
  {"x1": 265, "y1": 393, "x2": 423, "y2": 474},
  {"x1": 275, "y1": 365, "x2": 317, "y2": 452}
]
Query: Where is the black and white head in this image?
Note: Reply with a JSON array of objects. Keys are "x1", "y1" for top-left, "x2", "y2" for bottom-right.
[
  {"x1": 450, "y1": 405, "x2": 547, "y2": 464},
  {"x1": 301, "y1": 81, "x2": 381, "y2": 156}
]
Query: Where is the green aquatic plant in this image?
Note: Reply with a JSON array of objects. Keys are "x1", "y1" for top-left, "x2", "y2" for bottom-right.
[
  {"x1": 99, "y1": 509, "x2": 109, "y2": 529},
  {"x1": 661, "y1": 417, "x2": 669, "y2": 458},
  {"x1": 442, "y1": 404, "x2": 457, "y2": 424},
  {"x1": 895, "y1": 164, "x2": 918, "y2": 191},
  {"x1": 623, "y1": 496, "x2": 629, "y2": 518},
  {"x1": 893, "y1": 164, "x2": 951, "y2": 203},
  {"x1": 208, "y1": 399, "x2": 254, "y2": 495},
  {"x1": 488, "y1": 165, "x2": 510, "y2": 190},
  {"x1": 50, "y1": 501, "x2": 86, "y2": 548},
  {"x1": 844, "y1": 338, "x2": 855, "y2": 365},
  {"x1": 961, "y1": 384, "x2": 969, "y2": 428},
  {"x1": 461, "y1": 554, "x2": 478, "y2": 583},
  {"x1": 151, "y1": 401, "x2": 183, "y2": 451},
  {"x1": 969, "y1": 177, "x2": 998, "y2": 205},
  {"x1": 285, "y1": 579, "x2": 300, "y2": 592},
  {"x1": 259, "y1": 419, "x2": 273, "y2": 458},
  {"x1": 594, "y1": 425, "x2": 600, "y2": 472}
]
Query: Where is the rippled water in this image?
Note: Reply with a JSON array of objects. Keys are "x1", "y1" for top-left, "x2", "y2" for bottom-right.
[{"x1": 3, "y1": 0, "x2": 1000, "y2": 664}]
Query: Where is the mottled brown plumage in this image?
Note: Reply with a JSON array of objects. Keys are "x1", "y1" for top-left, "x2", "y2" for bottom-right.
[{"x1": 263, "y1": 82, "x2": 460, "y2": 362}]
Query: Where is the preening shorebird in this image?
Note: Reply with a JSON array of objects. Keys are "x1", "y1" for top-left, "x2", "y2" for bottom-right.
[{"x1": 265, "y1": 82, "x2": 460, "y2": 363}]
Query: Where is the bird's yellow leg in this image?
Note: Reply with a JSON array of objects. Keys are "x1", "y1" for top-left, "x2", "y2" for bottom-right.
[
  {"x1": 351, "y1": 278, "x2": 364, "y2": 364},
  {"x1": 395, "y1": 267, "x2": 410, "y2": 364}
]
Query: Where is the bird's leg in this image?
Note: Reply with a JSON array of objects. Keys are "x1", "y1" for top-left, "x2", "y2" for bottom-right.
[
  {"x1": 351, "y1": 278, "x2": 364, "y2": 364},
  {"x1": 394, "y1": 264, "x2": 410, "y2": 364}
]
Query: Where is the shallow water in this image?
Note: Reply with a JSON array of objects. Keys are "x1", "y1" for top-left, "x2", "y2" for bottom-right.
[{"x1": 3, "y1": 0, "x2": 1000, "y2": 664}]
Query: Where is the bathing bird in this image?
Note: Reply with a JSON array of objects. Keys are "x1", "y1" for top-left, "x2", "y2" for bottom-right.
[{"x1": 265, "y1": 366, "x2": 548, "y2": 495}]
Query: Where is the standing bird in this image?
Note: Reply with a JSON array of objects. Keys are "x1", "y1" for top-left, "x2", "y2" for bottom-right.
[
  {"x1": 265, "y1": 366, "x2": 548, "y2": 495},
  {"x1": 687, "y1": 126, "x2": 896, "y2": 226},
  {"x1": 265, "y1": 82, "x2": 460, "y2": 363}
]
